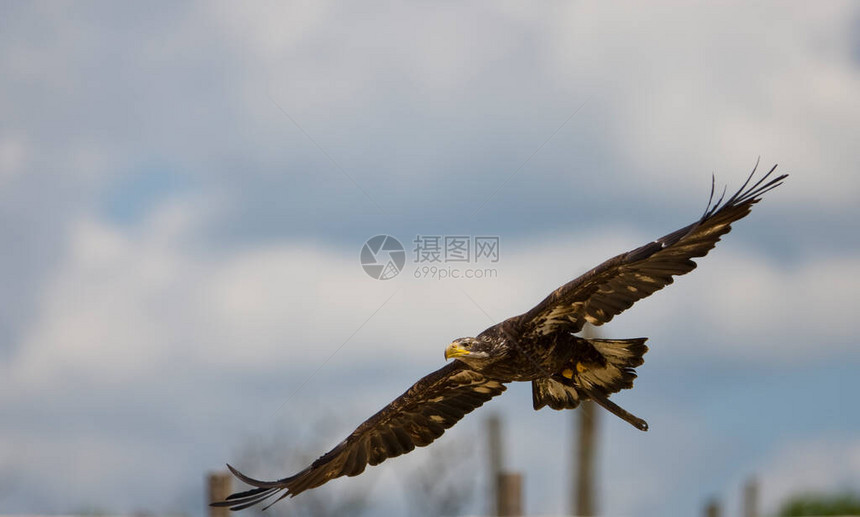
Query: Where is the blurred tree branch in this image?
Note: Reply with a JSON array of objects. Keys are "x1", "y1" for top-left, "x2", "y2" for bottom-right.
[
  {"x1": 405, "y1": 433, "x2": 478, "y2": 517},
  {"x1": 234, "y1": 415, "x2": 372, "y2": 517}
]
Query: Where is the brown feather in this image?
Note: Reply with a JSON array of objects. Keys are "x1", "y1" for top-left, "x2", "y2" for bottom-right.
[
  {"x1": 215, "y1": 361, "x2": 506, "y2": 509},
  {"x1": 512, "y1": 163, "x2": 786, "y2": 337}
]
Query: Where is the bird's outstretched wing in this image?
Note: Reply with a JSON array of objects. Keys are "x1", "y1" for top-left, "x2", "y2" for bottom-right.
[
  {"x1": 512, "y1": 163, "x2": 786, "y2": 338},
  {"x1": 212, "y1": 361, "x2": 506, "y2": 511}
]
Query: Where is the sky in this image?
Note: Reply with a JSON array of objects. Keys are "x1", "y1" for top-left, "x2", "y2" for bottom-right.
[{"x1": 1, "y1": 1, "x2": 859, "y2": 516}]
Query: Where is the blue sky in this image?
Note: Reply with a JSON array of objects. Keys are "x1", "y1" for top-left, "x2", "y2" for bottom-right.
[{"x1": 1, "y1": 1, "x2": 859, "y2": 516}]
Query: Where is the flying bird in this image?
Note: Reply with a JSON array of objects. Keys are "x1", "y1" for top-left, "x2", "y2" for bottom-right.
[{"x1": 213, "y1": 164, "x2": 786, "y2": 511}]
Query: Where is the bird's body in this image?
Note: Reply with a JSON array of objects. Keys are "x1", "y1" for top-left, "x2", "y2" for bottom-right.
[
  {"x1": 466, "y1": 323, "x2": 578, "y2": 381},
  {"x1": 213, "y1": 164, "x2": 786, "y2": 511},
  {"x1": 452, "y1": 322, "x2": 638, "y2": 385}
]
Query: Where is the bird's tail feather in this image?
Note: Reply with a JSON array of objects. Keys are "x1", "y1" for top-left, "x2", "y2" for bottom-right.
[
  {"x1": 532, "y1": 337, "x2": 649, "y2": 430},
  {"x1": 578, "y1": 337, "x2": 648, "y2": 394},
  {"x1": 209, "y1": 464, "x2": 289, "y2": 511}
]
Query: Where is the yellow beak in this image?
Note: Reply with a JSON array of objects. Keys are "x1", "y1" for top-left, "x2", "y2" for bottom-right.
[{"x1": 445, "y1": 342, "x2": 470, "y2": 360}]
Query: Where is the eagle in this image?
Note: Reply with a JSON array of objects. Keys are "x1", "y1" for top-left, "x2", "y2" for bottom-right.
[{"x1": 213, "y1": 164, "x2": 786, "y2": 511}]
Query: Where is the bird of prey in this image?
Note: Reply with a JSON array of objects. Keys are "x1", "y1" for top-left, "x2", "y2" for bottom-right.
[{"x1": 213, "y1": 164, "x2": 786, "y2": 511}]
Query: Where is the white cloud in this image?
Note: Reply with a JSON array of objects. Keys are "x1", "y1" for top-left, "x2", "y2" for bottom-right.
[
  {"x1": 0, "y1": 428, "x2": 189, "y2": 512},
  {"x1": 196, "y1": 0, "x2": 860, "y2": 210},
  {"x1": 0, "y1": 133, "x2": 27, "y2": 184},
  {"x1": 547, "y1": 0, "x2": 860, "y2": 206},
  {"x1": 693, "y1": 251, "x2": 859, "y2": 351}
]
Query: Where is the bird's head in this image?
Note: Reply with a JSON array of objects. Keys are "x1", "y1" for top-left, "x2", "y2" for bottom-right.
[{"x1": 444, "y1": 337, "x2": 499, "y2": 369}]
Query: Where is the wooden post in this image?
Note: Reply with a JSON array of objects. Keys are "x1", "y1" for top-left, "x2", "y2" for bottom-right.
[
  {"x1": 743, "y1": 477, "x2": 759, "y2": 517},
  {"x1": 497, "y1": 471, "x2": 523, "y2": 516},
  {"x1": 574, "y1": 324, "x2": 599, "y2": 516},
  {"x1": 704, "y1": 497, "x2": 721, "y2": 517},
  {"x1": 575, "y1": 400, "x2": 598, "y2": 516},
  {"x1": 208, "y1": 471, "x2": 232, "y2": 517},
  {"x1": 487, "y1": 414, "x2": 504, "y2": 516}
]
